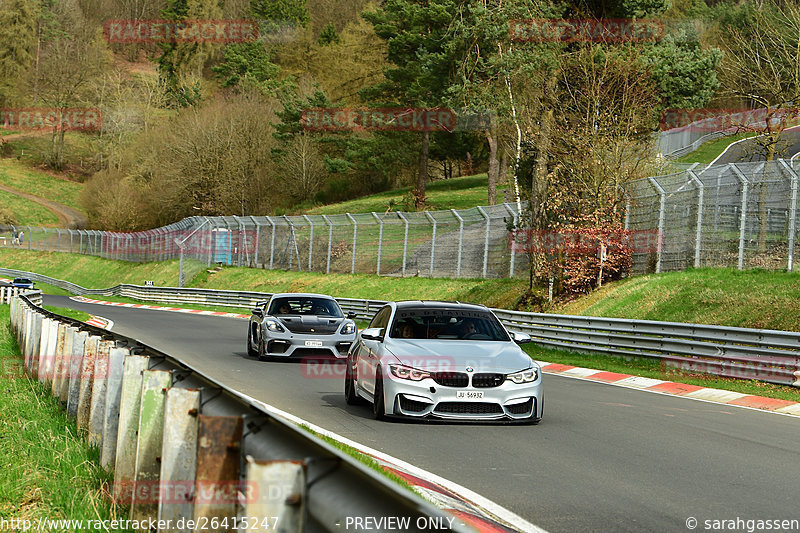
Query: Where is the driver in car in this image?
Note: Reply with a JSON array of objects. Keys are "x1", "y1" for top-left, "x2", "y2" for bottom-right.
[{"x1": 459, "y1": 319, "x2": 477, "y2": 338}]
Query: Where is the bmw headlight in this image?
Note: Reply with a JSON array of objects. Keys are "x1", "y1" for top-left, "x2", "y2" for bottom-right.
[
  {"x1": 389, "y1": 365, "x2": 430, "y2": 381},
  {"x1": 507, "y1": 368, "x2": 538, "y2": 384},
  {"x1": 340, "y1": 322, "x2": 356, "y2": 335},
  {"x1": 266, "y1": 319, "x2": 284, "y2": 332}
]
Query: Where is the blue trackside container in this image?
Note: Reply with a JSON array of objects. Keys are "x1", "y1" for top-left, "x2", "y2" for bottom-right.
[{"x1": 211, "y1": 228, "x2": 232, "y2": 265}]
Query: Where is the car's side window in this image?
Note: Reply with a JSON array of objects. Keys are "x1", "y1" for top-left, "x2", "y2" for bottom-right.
[{"x1": 368, "y1": 306, "x2": 391, "y2": 331}]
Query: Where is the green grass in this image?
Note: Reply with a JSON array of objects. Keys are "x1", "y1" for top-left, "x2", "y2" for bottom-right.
[
  {"x1": 0, "y1": 189, "x2": 60, "y2": 226},
  {"x1": 0, "y1": 248, "x2": 526, "y2": 309},
  {"x1": 192, "y1": 266, "x2": 526, "y2": 309},
  {"x1": 0, "y1": 159, "x2": 84, "y2": 213},
  {"x1": 298, "y1": 424, "x2": 415, "y2": 493},
  {"x1": 0, "y1": 305, "x2": 132, "y2": 529},
  {"x1": 3, "y1": 131, "x2": 97, "y2": 175},
  {"x1": 674, "y1": 132, "x2": 759, "y2": 164},
  {"x1": 556, "y1": 268, "x2": 800, "y2": 332},
  {"x1": 301, "y1": 174, "x2": 509, "y2": 215},
  {"x1": 524, "y1": 343, "x2": 800, "y2": 402},
  {"x1": 0, "y1": 248, "x2": 190, "y2": 289},
  {"x1": 42, "y1": 305, "x2": 92, "y2": 322}
]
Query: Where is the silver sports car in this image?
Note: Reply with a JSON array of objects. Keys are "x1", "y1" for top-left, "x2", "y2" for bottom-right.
[
  {"x1": 247, "y1": 293, "x2": 358, "y2": 360},
  {"x1": 345, "y1": 301, "x2": 543, "y2": 423}
]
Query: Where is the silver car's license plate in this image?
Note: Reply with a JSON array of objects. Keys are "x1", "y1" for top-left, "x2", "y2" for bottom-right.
[
  {"x1": 456, "y1": 391, "x2": 484, "y2": 400},
  {"x1": 304, "y1": 340, "x2": 323, "y2": 347}
]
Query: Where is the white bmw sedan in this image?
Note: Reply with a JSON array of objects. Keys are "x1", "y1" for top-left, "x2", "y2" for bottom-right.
[{"x1": 345, "y1": 301, "x2": 543, "y2": 423}]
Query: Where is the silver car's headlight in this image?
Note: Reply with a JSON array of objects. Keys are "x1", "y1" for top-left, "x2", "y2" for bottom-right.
[
  {"x1": 266, "y1": 319, "x2": 284, "y2": 332},
  {"x1": 340, "y1": 322, "x2": 356, "y2": 335},
  {"x1": 389, "y1": 364, "x2": 430, "y2": 381},
  {"x1": 507, "y1": 368, "x2": 538, "y2": 384}
]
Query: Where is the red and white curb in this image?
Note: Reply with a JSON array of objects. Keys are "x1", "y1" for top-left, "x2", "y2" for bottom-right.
[
  {"x1": 71, "y1": 296, "x2": 250, "y2": 319},
  {"x1": 86, "y1": 315, "x2": 114, "y2": 330},
  {"x1": 245, "y1": 397, "x2": 547, "y2": 533},
  {"x1": 537, "y1": 361, "x2": 800, "y2": 417}
]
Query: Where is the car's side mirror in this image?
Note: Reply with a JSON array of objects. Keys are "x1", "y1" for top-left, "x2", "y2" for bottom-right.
[
  {"x1": 347, "y1": 311, "x2": 358, "y2": 319},
  {"x1": 251, "y1": 308, "x2": 264, "y2": 318},
  {"x1": 511, "y1": 331, "x2": 532, "y2": 344},
  {"x1": 360, "y1": 328, "x2": 384, "y2": 341}
]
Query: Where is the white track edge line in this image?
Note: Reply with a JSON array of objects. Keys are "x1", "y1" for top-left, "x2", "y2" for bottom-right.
[{"x1": 245, "y1": 397, "x2": 549, "y2": 533}]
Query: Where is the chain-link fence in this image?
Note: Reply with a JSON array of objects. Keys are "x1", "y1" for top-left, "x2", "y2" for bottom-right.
[
  {"x1": 1, "y1": 204, "x2": 525, "y2": 279},
  {"x1": 626, "y1": 159, "x2": 800, "y2": 274},
  {"x1": 3, "y1": 159, "x2": 799, "y2": 279}
]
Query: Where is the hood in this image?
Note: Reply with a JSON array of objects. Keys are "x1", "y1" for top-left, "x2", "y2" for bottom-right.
[
  {"x1": 276, "y1": 316, "x2": 345, "y2": 335},
  {"x1": 384, "y1": 339, "x2": 534, "y2": 374}
]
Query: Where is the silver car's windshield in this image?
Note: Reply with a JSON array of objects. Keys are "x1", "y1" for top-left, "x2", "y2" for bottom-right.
[
  {"x1": 390, "y1": 308, "x2": 510, "y2": 341},
  {"x1": 268, "y1": 297, "x2": 343, "y2": 317}
]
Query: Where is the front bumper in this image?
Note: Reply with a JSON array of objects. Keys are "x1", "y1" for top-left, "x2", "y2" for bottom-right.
[
  {"x1": 384, "y1": 373, "x2": 543, "y2": 421},
  {"x1": 264, "y1": 330, "x2": 355, "y2": 359}
]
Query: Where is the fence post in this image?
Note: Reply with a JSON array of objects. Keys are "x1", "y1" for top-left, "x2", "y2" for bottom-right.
[
  {"x1": 731, "y1": 164, "x2": 749, "y2": 270},
  {"x1": 27, "y1": 226, "x2": 31, "y2": 250},
  {"x1": 251, "y1": 216, "x2": 261, "y2": 268},
  {"x1": 424, "y1": 211, "x2": 437, "y2": 278},
  {"x1": 267, "y1": 216, "x2": 276, "y2": 269},
  {"x1": 283, "y1": 215, "x2": 296, "y2": 270},
  {"x1": 451, "y1": 209, "x2": 464, "y2": 278},
  {"x1": 323, "y1": 215, "x2": 333, "y2": 274},
  {"x1": 687, "y1": 170, "x2": 704, "y2": 268},
  {"x1": 345, "y1": 213, "x2": 358, "y2": 274},
  {"x1": 780, "y1": 159, "x2": 798, "y2": 272},
  {"x1": 477, "y1": 206, "x2": 491, "y2": 278},
  {"x1": 69, "y1": 230, "x2": 73, "y2": 253},
  {"x1": 397, "y1": 212, "x2": 409, "y2": 277},
  {"x1": 647, "y1": 177, "x2": 666, "y2": 273},
  {"x1": 503, "y1": 203, "x2": 516, "y2": 278},
  {"x1": 372, "y1": 212, "x2": 383, "y2": 275},
  {"x1": 303, "y1": 215, "x2": 314, "y2": 271}
]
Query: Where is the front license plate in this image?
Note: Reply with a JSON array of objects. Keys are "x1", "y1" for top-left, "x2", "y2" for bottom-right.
[
  {"x1": 304, "y1": 340, "x2": 323, "y2": 347},
  {"x1": 456, "y1": 391, "x2": 484, "y2": 400}
]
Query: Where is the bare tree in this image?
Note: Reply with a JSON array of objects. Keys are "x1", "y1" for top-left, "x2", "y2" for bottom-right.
[
  {"x1": 718, "y1": 3, "x2": 800, "y2": 250},
  {"x1": 279, "y1": 133, "x2": 327, "y2": 202}
]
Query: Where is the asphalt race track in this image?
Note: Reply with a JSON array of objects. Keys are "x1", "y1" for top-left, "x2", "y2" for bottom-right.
[
  {"x1": 46, "y1": 295, "x2": 800, "y2": 533},
  {"x1": 711, "y1": 127, "x2": 800, "y2": 165}
]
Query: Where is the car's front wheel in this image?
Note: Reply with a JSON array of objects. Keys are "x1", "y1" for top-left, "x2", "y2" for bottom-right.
[
  {"x1": 247, "y1": 325, "x2": 258, "y2": 358},
  {"x1": 372, "y1": 366, "x2": 386, "y2": 420},
  {"x1": 344, "y1": 358, "x2": 363, "y2": 405}
]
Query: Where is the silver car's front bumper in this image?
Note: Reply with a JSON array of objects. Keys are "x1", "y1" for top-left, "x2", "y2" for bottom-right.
[
  {"x1": 384, "y1": 373, "x2": 543, "y2": 421},
  {"x1": 264, "y1": 329, "x2": 355, "y2": 359}
]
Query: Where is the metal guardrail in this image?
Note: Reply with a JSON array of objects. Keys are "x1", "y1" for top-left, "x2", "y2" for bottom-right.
[
  {"x1": 0, "y1": 285, "x2": 42, "y2": 305},
  {"x1": 8, "y1": 294, "x2": 471, "y2": 532},
  {"x1": 3, "y1": 267, "x2": 799, "y2": 387}
]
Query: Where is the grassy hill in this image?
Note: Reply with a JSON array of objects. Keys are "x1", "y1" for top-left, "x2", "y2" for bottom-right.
[
  {"x1": 298, "y1": 174, "x2": 511, "y2": 215},
  {"x1": 556, "y1": 268, "x2": 800, "y2": 332}
]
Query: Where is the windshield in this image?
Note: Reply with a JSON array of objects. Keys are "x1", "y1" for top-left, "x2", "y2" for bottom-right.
[
  {"x1": 268, "y1": 297, "x2": 343, "y2": 317},
  {"x1": 14, "y1": 278, "x2": 32, "y2": 284},
  {"x1": 389, "y1": 308, "x2": 510, "y2": 341}
]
